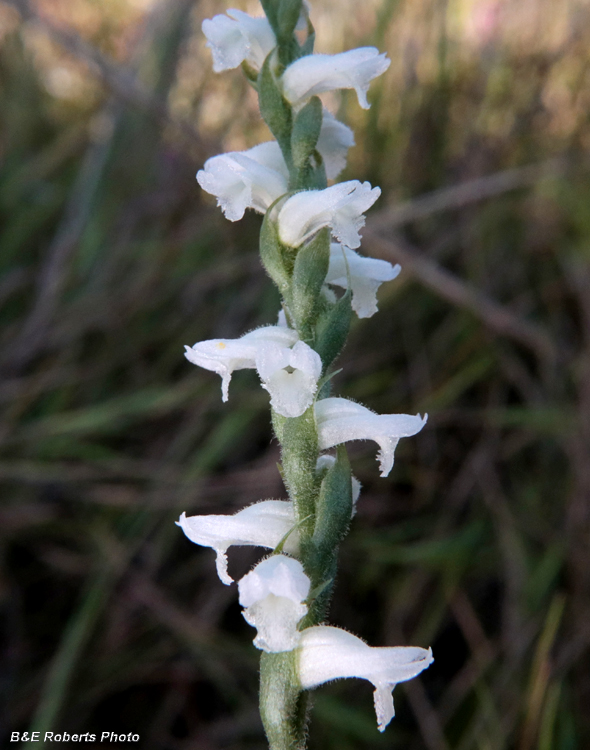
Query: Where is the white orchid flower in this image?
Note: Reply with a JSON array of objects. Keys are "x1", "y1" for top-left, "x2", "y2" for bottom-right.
[
  {"x1": 177, "y1": 501, "x2": 296, "y2": 585},
  {"x1": 316, "y1": 454, "x2": 361, "y2": 515},
  {"x1": 282, "y1": 48, "x2": 390, "y2": 110},
  {"x1": 256, "y1": 340, "x2": 322, "y2": 418},
  {"x1": 239, "y1": 555, "x2": 310, "y2": 652},
  {"x1": 315, "y1": 397, "x2": 427, "y2": 477},
  {"x1": 298, "y1": 626, "x2": 433, "y2": 731},
  {"x1": 317, "y1": 110, "x2": 355, "y2": 180},
  {"x1": 202, "y1": 9, "x2": 276, "y2": 73},
  {"x1": 326, "y1": 244, "x2": 401, "y2": 318},
  {"x1": 184, "y1": 325, "x2": 298, "y2": 401},
  {"x1": 277, "y1": 180, "x2": 381, "y2": 249},
  {"x1": 197, "y1": 141, "x2": 290, "y2": 222}
]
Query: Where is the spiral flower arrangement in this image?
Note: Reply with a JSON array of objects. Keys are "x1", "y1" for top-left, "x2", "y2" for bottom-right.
[{"x1": 179, "y1": 2, "x2": 433, "y2": 746}]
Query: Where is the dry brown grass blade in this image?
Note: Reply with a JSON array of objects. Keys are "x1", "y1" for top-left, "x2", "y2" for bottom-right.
[
  {"x1": 370, "y1": 159, "x2": 570, "y2": 229},
  {"x1": 1, "y1": 0, "x2": 210, "y2": 159},
  {"x1": 362, "y1": 228, "x2": 559, "y2": 364}
]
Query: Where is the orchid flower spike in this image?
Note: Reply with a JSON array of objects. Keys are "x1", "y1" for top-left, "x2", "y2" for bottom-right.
[
  {"x1": 197, "y1": 142, "x2": 289, "y2": 222},
  {"x1": 277, "y1": 180, "x2": 381, "y2": 249},
  {"x1": 282, "y1": 48, "x2": 390, "y2": 110},
  {"x1": 326, "y1": 244, "x2": 401, "y2": 318},
  {"x1": 202, "y1": 9, "x2": 276, "y2": 73},
  {"x1": 256, "y1": 340, "x2": 322, "y2": 418},
  {"x1": 177, "y1": 501, "x2": 297, "y2": 585},
  {"x1": 184, "y1": 325, "x2": 298, "y2": 402},
  {"x1": 239, "y1": 555, "x2": 310, "y2": 652},
  {"x1": 298, "y1": 626, "x2": 433, "y2": 731},
  {"x1": 317, "y1": 110, "x2": 355, "y2": 180},
  {"x1": 315, "y1": 397, "x2": 427, "y2": 477}
]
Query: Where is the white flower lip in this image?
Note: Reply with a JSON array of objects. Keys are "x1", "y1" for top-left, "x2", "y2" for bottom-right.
[
  {"x1": 315, "y1": 397, "x2": 427, "y2": 477},
  {"x1": 239, "y1": 555, "x2": 311, "y2": 652},
  {"x1": 197, "y1": 142, "x2": 289, "y2": 222},
  {"x1": 326, "y1": 244, "x2": 401, "y2": 318},
  {"x1": 184, "y1": 325, "x2": 298, "y2": 402},
  {"x1": 277, "y1": 180, "x2": 381, "y2": 249},
  {"x1": 256, "y1": 340, "x2": 322, "y2": 418},
  {"x1": 177, "y1": 501, "x2": 297, "y2": 585},
  {"x1": 298, "y1": 626, "x2": 433, "y2": 731},
  {"x1": 202, "y1": 9, "x2": 276, "y2": 73},
  {"x1": 282, "y1": 48, "x2": 391, "y2": 110}
]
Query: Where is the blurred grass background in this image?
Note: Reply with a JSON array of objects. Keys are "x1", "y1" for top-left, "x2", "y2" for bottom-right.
[{"x1": 1, "y1": 0, "x2": 589, "y2": 748}]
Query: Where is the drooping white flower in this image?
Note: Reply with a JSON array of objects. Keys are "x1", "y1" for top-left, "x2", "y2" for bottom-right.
[
  {"x1": 239, "y1": 555, "x2": 310, "y2": 652},
  {"x1": 298, "y1": 626, "x2": 433, "y2": 731},
  {"x1": 256, "y1": 340, "x2": 322, "y2": 418},
  {"x1": 184, "y1": 325, "x2": 298, "y2": 401},
  {"x1": 277, "y1": 180, "x2": 381, "y2": 249},
  {"x1": 326, "y1": 244, "x2": 401, "y2": 318},
  {"x1": 316, "y1": 110, "x2": 355, "y2": 180},
  {"x1": 197, "y1": 141, "x2": 289, "y2": 221},
  {"x1": 202, "y1": 9, "x2": 276, "y2": 73},
  {"x1": 316, "y1": 454, "x2": 362, "y2": 515},
  {"x1": 315, "y1": 398, "x2": 427, "y2": 477},
  {"x1": 177, "y1": 501, "x2": 297, "y2": 585},
  {"x1": 282, "y1": 48, "x2": 391, "y2": 110}
]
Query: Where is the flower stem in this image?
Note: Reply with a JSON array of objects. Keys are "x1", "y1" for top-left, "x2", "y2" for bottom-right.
[{"x1": 260, "y1": 652, "x2": 309, "y2": 750}]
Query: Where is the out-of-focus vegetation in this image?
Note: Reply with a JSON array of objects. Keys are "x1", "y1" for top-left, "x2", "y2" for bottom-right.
[{"x1": 1, "y1": 0, "x2": 589, "y2": 748}]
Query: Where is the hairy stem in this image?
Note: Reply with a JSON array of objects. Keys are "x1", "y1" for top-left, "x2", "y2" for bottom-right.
[{"x1": 260, "y1": 652, "x2": 309, "y2": 750}]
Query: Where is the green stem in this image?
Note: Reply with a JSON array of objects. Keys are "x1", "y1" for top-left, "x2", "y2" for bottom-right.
[
  {"x1": 279, "y1": 406, "x2": 320, "y2": 543},
  {"x1": 260, "y1": 652, "x2": 308, "y2": 750}
]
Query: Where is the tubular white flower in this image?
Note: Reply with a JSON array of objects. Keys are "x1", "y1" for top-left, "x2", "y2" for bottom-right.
[
  {"x1": 315, "y1": 397, "x2": 427, "y2": 477},
  {"x1": 239, "y1": 555, "x2": 310, "y2": 652},
  {"x1": 177, "y1": 501, "x2": 297, "y2": 585},
  {"x1": 277, "y1": 180, "x2": 381, "y2": 249},
  {"x1": 316, "y1": 454, "x2": 361, "y2": 514},
  {"x1": 184, "y1": 325, "x2": 298, "y2": 402},
  {"x1": 298, "y1": 626, "x2": 433, "y2": 731},
  {"x1": 282, "y1": 48, "x2": 391, "y2": 110},
  {"x1": 256, "y1": 340, "x2": 322, "y2": 418},
  {"x1": 197, "y1": 142, "x2": 289, "y2": 221},
  {"x1": 317, "y1": 110, "x2": 355, "y2": 180},
  {"x1": 326, "y1": 244, "x2": 401, "y2": 318},
  {"x1": 202, "y1": 9, "x2": 276, "y2": 73}
]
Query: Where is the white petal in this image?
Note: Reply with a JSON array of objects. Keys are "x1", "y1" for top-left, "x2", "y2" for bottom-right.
[
  {"x1": 298, "y1": 625, "x2": 433, "y2": 731},
  {"x1": 282, "y1": 48, "x2": 390, "y2": 109},
  {"x1": 277, "y1": 181, "x2": 381, "y2": 249},
  {"x1": 239, "y1": 556, "x2": 310, "y2": 652},
  {"x1": 185, "y1": 325, "x2": 298, "y2": 402},
  {"x1": 317, "y1": 110, "x2": 355, "y2": 180},
  {"x1": 289, "y1": 340, "x2": 323, "y2": 379},
  {"x1": 197, "y1": 142, "x2": 289, "y2": 221},
  {"x1": 255, "y1": 342, "x2": 293, "y2": 382},
  {"x1": 256, "y1": 341, "x2": 322, "y2": 418},
  {"x1": 202, "y1": 10, "x2": 276, "y2": 73},
  {"x1": 326, "y1": 244, "x2": 401, "y2": 318},
  {"x1": 239, "y1": 555, "x2": 310, "y2": 606},
  {"x1": 245, "y1": 141, "x2": 291, "y2": 176},
  {"x1": 177, "y1": 501, "x2": 297, "y2": 585},
  {"x1": 315, "y1": 398, "x2": 427, "y2": 477}
]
